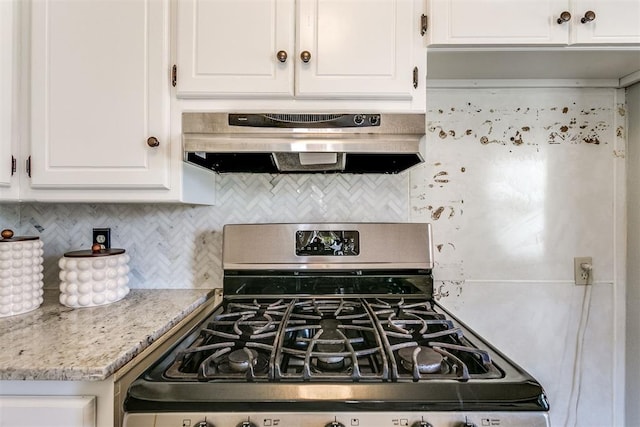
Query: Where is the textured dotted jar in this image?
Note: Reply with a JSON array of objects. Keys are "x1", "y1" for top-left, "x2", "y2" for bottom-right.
[
  {"x1": 0, "y1": 229, "x2": 45, "y2": 317},
  {"x1": 59, "y1": 244, "x2": 130, "y2": 308}
]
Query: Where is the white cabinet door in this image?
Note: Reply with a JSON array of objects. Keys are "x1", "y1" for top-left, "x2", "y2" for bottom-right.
[
  {"x1": 0, "y1": 0, "x2": 18, "y2": 200},
  {"x1": 572, "y1": 0, "x2": 640, "y2": 44},
  {"x1": 427, "y1": 0, "x2": 569, "y2": 45},
  {"x1": 176, "y1": 0, "x2": 424, "y2": 101},
  {"x1": 427, "y1": 0, "x2": 640, "y2": 46},
  {"x1": 0, "y1": 396, "x2": 96, "y2": 427},
  {"x1": 176, "y1": 0, "x2": 295, "y2": 98},
  {"x1": 30, "y1": 0, "x2": 170, "y2": 189},
  {"x1": 296, "y1": 0, "x2": 420, "y2": 99}
]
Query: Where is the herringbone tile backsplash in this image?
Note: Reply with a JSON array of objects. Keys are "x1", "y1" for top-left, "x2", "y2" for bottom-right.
[{"x1": 1, "y1": 173, "x2": 408, "y2": 289}]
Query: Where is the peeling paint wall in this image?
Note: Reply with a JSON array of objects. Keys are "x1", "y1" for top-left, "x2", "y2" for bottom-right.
[
  {"x1": 410, "y1": 87, "x2": 626, "y2": 427},
  {"x1": 411, "y1": 88, "x2": 621, "y2": 285}
]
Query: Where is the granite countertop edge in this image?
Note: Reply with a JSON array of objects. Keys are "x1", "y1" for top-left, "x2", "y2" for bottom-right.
[{"x1": 0, "y1": 288, "x2": 216, "y2": 382}]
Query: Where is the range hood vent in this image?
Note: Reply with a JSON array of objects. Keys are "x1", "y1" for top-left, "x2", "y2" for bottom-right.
[{"x1": 183, "y1": 113, "x2": 425, "y2": 174}]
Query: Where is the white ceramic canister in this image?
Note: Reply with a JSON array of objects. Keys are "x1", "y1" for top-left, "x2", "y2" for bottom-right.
[
  {"x1": 58, "y1": 244, "x2": 130, "y2": 308},
  {"x1": 0, "y1": 229, "x2": 45, "y2": 317}
]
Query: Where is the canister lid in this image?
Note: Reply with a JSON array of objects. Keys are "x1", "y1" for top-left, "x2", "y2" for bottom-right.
[
  {"x1": 0, "y1": 229, "x2": 39, "y2": 242},
  {"x1": 64, "y1": 243, "x2": 126, "y2": 257}
]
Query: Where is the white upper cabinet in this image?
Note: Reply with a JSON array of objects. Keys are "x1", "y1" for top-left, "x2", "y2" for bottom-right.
[
  {"x1": 296, "y1": 0, "x2": 416, "y2": 99},
  {"x1": 426, "y1": 0, "x2": 640, "y2": 46},
  {"x1": 427, "y1": 0, "x2": 568, "y2": 45},
  {"x1": 572, "y1": 0, "x2": 640, "y2": 44},
  {"x1": 0, "y1": 0, "x2": 18, "y2": 200},
  {"x1": 176, "y1": 0, "x2": 424, "y2": 101},
  {"x1": 176, "y1": 0, "x2": 295, "y2": 98},
  {"x1": 30, "y1": 0, "x2": 171, "y2": 189}
]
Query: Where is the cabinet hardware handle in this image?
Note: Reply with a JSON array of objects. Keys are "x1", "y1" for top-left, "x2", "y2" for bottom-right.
[
  {"x1": 171, "y1": 65, "x2": 177, "y2": 87},
  {"x1": 300, "y1": 51, "x2": 311, "y2": 63},
  {"x1": 276, "y1": 50, "x2": 288, "y2": 63},
  {"x1": 420, "y1": 14, "x2": 428, "y2": 36},
  {"x1": 147, "y1": 137, "x2": 160, "y2": 148},
  {"x1": 11, "y1": 156, "x2": 16, "y2": 176},
  {"x1": 413, "y1": 66, "x2": 418, "y2": 89},
  {"x1": 581, "y1": 10, "x2": 596, "y2": 23},
  {"x1": 557, "y1": 11, "x2": 571, "y2": 24}
]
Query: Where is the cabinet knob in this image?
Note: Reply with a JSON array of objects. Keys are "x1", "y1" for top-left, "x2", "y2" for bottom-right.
[
  {"x1": 147, "y1": 136, "x2": 160, "y2": 148},
  {"x1": 581, "y1": 10, "x2": 596, "y2": 23},
  {"x1": 556, "y1": 11, "x2": 571, "y2": 24},
  {"x1": 276, "y1": 50, "x2": 288, "y2": 63},
  {"x1": 300, "y1": 50, "x2": 311, "y2": 63}
]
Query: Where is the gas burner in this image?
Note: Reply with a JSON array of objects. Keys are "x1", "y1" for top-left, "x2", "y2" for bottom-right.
[
  {"x1": 316, "y1": 319, "x2": 347, "y2": 368},
  {"x1": 202, "y1": 348, "x2": 270, "y2": 378},
  {"x1": 313, "y1": 357, "x2": 346, "y2": 373},
  {"x1": 228, "y1": 348, "x2": 259, "y2": 373},
  {"x1": 398, "y1": 346, "x2": 445, "y2": 374},
  {"x1": 315, "y1": 358, "x2": 351, "y2": 372}
]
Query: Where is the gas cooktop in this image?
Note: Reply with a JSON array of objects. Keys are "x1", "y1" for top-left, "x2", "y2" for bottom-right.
[
  {"x1": 163, "y1": 295, "x2": 502, "y2": 383},
  {"x1": 124, "y1": 223, "x2": 549, "y2": 427}
]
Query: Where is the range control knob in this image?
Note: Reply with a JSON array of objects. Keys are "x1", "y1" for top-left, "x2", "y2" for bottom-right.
[
  {"x1": 195, "y1": 421, "x2": 214, "y2": 427},
  {"x1": 237, "y1": 422, "x2": 257, "y2": 427},
  {"x1": 353, "y1": 114, "x2": 365, "y2": 125},
  {"x1": 412, "y1": 421, "x2": 433, "y2": 427},
  {"x1": 459, "y1": 421, "x2": 477, "y2": 427},
  {"x1": 325, "y1": 422, "x2": 345, "y2": 427}
]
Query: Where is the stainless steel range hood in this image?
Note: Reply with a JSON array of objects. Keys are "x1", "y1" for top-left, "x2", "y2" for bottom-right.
[{"x1": 182, "y1": 112, "x2": 425, "y2": 174}]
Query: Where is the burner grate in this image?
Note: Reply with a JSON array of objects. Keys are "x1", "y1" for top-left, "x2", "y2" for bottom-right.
[
  {"x1": 273, "y1": 298, "x2": 389, "y2": 381},
  {"x1": 163, "y1": 297, "x2": 503, "y2": 382},
  {"x1": 365, "y1": 298, "x2": 502, "y2": 381}
]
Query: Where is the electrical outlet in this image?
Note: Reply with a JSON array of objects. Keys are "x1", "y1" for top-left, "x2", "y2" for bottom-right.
[
  {"x1": 92, "y1": 227, "x2": 111, "y2": 249},
  {"x1": 574, "y1": 257, "x2": 593, "y2": 285}
]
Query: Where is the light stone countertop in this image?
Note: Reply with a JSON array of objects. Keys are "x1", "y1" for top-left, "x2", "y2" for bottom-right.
[{"x1": 0, "y1": 288, "x2": 215, "y2": 381}]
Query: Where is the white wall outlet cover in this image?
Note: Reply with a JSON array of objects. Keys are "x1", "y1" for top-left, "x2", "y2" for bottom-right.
[{"x1": 574, "y1": 256, "x2": 593, "y2": 285}]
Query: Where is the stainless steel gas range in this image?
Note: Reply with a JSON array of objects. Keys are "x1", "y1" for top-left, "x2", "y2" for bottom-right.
[{"x1": 124, "y1": 223, "x2": 549, "y2": 427}]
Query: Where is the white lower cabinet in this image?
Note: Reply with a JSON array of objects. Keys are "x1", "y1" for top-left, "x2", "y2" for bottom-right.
[{"x1": 0, "y1": 396, "x2": 96, "y2": 427}]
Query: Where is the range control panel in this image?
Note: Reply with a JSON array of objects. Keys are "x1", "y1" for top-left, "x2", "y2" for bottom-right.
[
  {"x1": 124, "y1": 411, "x2": 550, "y2": 427},
  {"x1": 295, "y1": 230, "x2": 359, "y2": 257}
]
